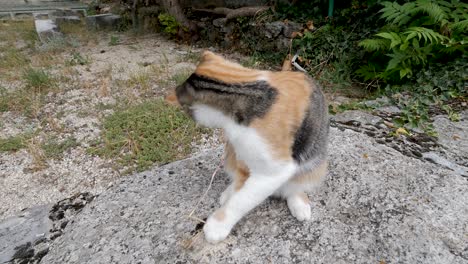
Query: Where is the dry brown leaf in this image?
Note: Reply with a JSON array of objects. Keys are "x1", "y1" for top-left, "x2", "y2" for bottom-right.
[
  {"x1": 291, "y1": 31, "x2": 303, "y2": 38},
  {"x1": 306, "y1": 20, "x2": 315, "y2": 30}
]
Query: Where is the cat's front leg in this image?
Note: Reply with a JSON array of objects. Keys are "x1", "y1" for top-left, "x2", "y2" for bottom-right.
[
  {"x1": 204, "y1": 163, "x2": 296, "y2": 243},
  {"x1": 219, "y1": 183, "x2": 234, "y2": 205}
]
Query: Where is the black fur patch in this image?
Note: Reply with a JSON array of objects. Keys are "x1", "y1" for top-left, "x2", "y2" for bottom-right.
[
  {"x1": 292, "y1": 86, "x2": 329, "y2": 163},
  {"x1": 185, "y1": 74, "x2": 278, "y2": 125}
]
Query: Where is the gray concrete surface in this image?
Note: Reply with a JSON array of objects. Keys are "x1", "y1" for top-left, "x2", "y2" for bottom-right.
[
  {"x1": 0, "y1": 205, "x2": 51, "y2": 264},
  {"x1": 37, "y1": 126, "x2": 468, "y2": 263}
]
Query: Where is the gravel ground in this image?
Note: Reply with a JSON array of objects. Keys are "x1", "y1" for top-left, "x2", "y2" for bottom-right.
[{"x1": 0, "y1": 32, "x2": 223, "y2": 220}]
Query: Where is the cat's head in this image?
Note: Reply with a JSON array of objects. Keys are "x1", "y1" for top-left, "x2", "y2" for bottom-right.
[
  {"x1": 165, "y1": 51, "x2": 272, "y2": 127},
  {"x1": 165, "y1": 51, "x2": 249, "y2": 114}
]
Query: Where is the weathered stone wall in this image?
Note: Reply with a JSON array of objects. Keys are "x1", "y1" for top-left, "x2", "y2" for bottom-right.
[{"x1": 198, "y1": 18, "x2": 302, "y2": 54}]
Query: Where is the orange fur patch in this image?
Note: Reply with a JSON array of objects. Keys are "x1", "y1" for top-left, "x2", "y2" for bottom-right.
[
  {"x1": 251, "y1": 71, "x2": 313, "y2": 161},
  {"x1": 225, "y1": 142, "x2": 250, "y2": 191},
  {"x1": 195, "y1": 51, "x2": 266, "y2": 83},
  {"x1": 299, "y1": 192, "x2": 310, "y2": 204},
  {"x1": 214, "y1": 209, "x2": 226, "y2": 221},
  {"x1": 281, "y1": 54, "x2": 293, "y2": 71}
]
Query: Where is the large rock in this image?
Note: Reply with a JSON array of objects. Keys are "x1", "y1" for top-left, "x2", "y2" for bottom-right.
[
  {"x1": 34, "y1": 19, "x2": 62, "y2": 42},
  {"x1": 0, "y1": 205, "x2": 51, "y2": 264},
  {"x1": 433, "y1": 110, "x2": 468, "y2": 167},
  {"x1": 40, "y1": 127, "x2": 468, "y2": 263}
]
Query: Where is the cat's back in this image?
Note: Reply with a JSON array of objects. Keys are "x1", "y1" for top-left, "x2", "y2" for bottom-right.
[{"x1": 249, "y1": 70, "x2": 328, "y2": 163}]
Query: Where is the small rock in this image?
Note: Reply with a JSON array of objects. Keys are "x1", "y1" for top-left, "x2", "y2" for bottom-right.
[
  {"x1": 282, "y1": 21, "x2": 302, "y2": 38},
  {"x1": 212, "y1": 18, "x2": 227, "y2": 28},
  {"x1": 333, "y1": 110, "x2": 383, "y2": 126},
  {"x1": 264, "y1": 21, "x2": 284, "y2": 38},
  {"x1": 376, "y1": 105, "x2": 401, "y2": 114}
]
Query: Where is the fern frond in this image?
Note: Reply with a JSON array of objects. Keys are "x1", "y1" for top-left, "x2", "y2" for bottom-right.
[
  {"x1": 355, "y1": 64, "x2": 382, "y2": 81},
  {"x1": 450, "y1": 20, "x2": 468, "y2": 33},
  {"x1": 359, "y1": 38, "x2": 390, "y2": 51},
  {"x1": 379, "y1": 0, "x2": 450, "y2": 26},
  {"x1": 404, "y1": 27, "x2": 447, "y2": 44},
  {"x1": 380, "y1": 1, "x2": 415, "y2": 26},
  {"x1": 411, "y1": 0, "x2": 447, "y2": 24}
]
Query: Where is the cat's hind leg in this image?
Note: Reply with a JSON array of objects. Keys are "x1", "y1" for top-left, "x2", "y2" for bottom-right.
[
  {"x1": 276, "y1": 159, "x2": 328, "y2": 221},
  {"x1": 286, "y1": 192, "x2": 311, "y2": 221}
]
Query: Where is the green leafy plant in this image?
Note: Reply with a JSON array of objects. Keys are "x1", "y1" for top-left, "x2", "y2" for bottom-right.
[
  {"x1": 67, "y1": 51, "x2": 91, "y2": 66},
  {"x1": 387, "y1": 55, "x2": 467, "y2": 132},
  {"x1": 109, "y1": 35, "x2": 120, "y2": 46},
  {"x1": 358, "y1": 0, "x2": 467, "y2": 81},
  {"x1": 158, "y1": 13, "x2": 180, "y2": 35}
]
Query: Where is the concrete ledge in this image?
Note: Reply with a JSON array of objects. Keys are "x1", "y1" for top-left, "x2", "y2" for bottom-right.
[{"x1": 38, "y1": 127, "x2": 468, "y2": 263}]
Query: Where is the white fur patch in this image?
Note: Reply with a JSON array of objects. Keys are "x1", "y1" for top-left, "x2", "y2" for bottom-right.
[
  {"x1": 287, "y1": 194, "x2": 311, "y2": 221},
  {"x1": 192, "y1": 104, "x2": 301, "y2": 243},
  {"x1": 191, "y1": 104, "x2": 231, "y2": 128},
  {"x1": 257, "y1": 71, "x2": 270, "y2": 82}
]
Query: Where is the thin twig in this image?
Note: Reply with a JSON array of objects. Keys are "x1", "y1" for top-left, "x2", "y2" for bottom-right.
[{"x1": 187, "y1": 156, "x2": 225, "y2": 223}]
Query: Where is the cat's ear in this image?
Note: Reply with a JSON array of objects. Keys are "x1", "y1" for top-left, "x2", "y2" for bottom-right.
[
  {"x1": 282, "y1": 54, "x2": 293, "y2": 71},
  {"x1": 200, "y1": 50, "x2": 220, "y2": 62}
]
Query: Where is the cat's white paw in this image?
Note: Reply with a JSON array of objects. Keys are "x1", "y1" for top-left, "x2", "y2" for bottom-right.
[
  {"x1": 203, "y1": 212, "x2": 231, "y2": 243},
  {"x1": 219, "y1": 184, "x2": 234, "y2": 205},
  {"x1": 287, "y1": 194, "x2": 312, "y2": 221}
]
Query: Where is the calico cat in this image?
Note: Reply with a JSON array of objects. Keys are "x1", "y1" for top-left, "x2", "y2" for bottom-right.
[{"x1": 166, "y1": 51, "x2": 329, "y2": 243}]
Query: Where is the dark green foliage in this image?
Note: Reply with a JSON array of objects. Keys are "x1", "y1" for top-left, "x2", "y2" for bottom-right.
[
  {"x1": 292, "y1": 24, "x2": 369, "y2": 88},
  {"x1": 90, "y1": 99, "x2": 207, "y2": 172},
  {"x1": 385, "y1": 56, "x2": 467, "y2": 132},
  {"x1": 274, "y1": 0, "x2": 328, "y2": 22},
  {"x1": 358, "y1": 0, "x2": 467, "y2": 81},
  {"x1": 283, "y1": 1, "x2": 384, "y2": 89},
  {"x1": 277, "y1": 0, "x2": 466, "y2": 133}
]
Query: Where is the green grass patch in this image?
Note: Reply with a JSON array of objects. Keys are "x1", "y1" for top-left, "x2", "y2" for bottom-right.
[
  {"x1": 0, "y1": 87, "x2": 40, "y2": 117},
  {"x1": 0, "y1": 133, "x2": 34, "y2": 152},
  {"x1": 23, "y1": 67, "x2": 55, "y2": 93},
  {"x1": 42, "y1": 136, "x2": 79, "y2": 159},
  {"x1": 0, "y1": 47, "x2": 30, "y2": 72},
  {"x1": 90, "y1": 99, "x2": 208, "y2": 172}
]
